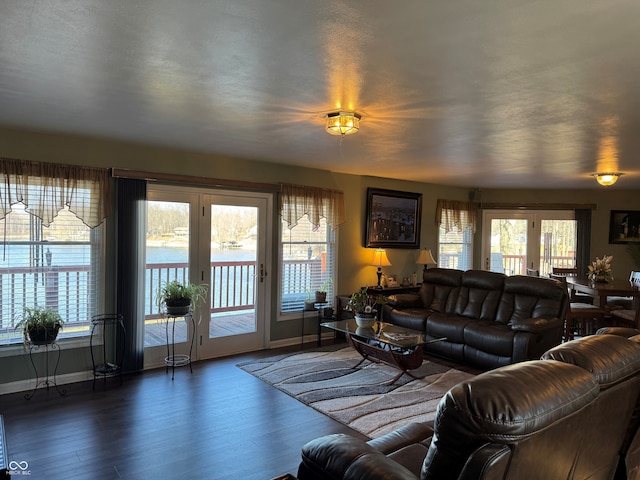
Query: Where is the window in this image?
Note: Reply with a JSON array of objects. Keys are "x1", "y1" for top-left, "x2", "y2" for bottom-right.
[
  {"x1": 278, "y1": 184, "x2": 344, "y2": 314},
  {"x1": 0, "y1": 203, "x2": 103, "y2": 345},
  {"x1": 436, "y1": 199, "x2": 478, "y2": 271},
  {"x1": 280, "y1": 215, "x2": 336, "y2": 313},
  {"x1": 0, "y1": 159, "x2": 109, "y2": 346},
  {"x1": 438, "y1": 225, "x2": 473, "y2": 270}
]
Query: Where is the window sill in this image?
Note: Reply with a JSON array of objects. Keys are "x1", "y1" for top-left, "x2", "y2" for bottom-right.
[{"x1": 0, "y1": 336, "x2": 91, "y2": 358}]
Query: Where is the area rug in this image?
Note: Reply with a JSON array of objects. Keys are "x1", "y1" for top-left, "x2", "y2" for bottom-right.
[{"x1": 237, "y1": 347, "x2": 476, "y2": 438}]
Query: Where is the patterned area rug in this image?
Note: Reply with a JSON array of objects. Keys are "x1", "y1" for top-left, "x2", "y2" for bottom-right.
[{"x1": 237, "y1": 346, "x2": 476, "y2": 438}]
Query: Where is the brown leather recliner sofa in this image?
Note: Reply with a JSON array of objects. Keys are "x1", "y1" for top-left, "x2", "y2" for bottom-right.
[
  {"x1": 297, "y1": 333, "x2": 640, "y2": 480},
  {"x1": 383, "y1": 267, "x2": 568, "y2": 370}
]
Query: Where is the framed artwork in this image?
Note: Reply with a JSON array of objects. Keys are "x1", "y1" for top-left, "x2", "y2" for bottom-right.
[
  {"x1": 365, "y1": 188, "x2": 422, "y2": 249},
  {"x1": 609, "y1": 210, "x2": 640, "y2": 244}
]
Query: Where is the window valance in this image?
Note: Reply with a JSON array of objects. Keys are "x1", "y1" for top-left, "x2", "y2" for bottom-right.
[
  {"x1": 436, "y1": 199, "x2": 478, "y2": 233},
  {"x1": 280, "y1": 184, "x2": 346, "y2": 230},
  {"x1": 0, "y1": 158, "x2": 111, "y2": 227}
]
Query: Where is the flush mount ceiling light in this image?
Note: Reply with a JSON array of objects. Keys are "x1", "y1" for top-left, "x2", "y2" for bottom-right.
[
  {"x1": 594, "y1": 172, "x2": 622, "y2": 186},
  {"x1": 325, "y1": 111, "x2": 361, "y2": 136}
]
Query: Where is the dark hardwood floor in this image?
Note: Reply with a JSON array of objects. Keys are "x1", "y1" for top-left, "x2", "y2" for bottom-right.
[{"x1": 0, "y1": 341, "x2": 365, "y2": 480}]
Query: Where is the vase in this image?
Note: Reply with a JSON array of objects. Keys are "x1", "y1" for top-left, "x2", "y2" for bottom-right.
[{"x1": 355, "y1": 313, "x2": 376, "y2": 328}]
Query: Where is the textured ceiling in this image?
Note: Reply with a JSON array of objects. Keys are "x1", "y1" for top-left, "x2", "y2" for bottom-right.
[{"x1": 1, "y1": 1, "x2": 639, "y2": 189}]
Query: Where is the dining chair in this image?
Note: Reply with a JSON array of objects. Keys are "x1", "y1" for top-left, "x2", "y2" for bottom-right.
[
  {"x1": 550, "y1": 274, "x2": 605, "y2": 341},
  {"x1": 606, "y1": 271, "x2": 640, "y2": 311},
  {"x1": 609, "y1": 272, "x2": 640, "y2": 329},
  {"x1": 551, "y1": 267, "x2": 594, "y2": 304}
]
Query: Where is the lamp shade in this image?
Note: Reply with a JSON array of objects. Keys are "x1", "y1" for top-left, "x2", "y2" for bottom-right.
[
  {"x1": 370, "y1": 249, "x2": 391, "y2": 267},
  {"x1": 326, "y1": 111, "x2": 361, "y2": 136},
  {"x1": 594, "y1": 173, "x2": 621, "y2": 186},
  {"x1": 416, "y1": 249, "x2": 437, "y2": 266}
]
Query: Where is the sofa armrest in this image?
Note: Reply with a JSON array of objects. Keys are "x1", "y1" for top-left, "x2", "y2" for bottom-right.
[
  {"x1": 510, "y1": 316, "x2": 563, "y2": 333},
  {"x1": 367, "y1": 422, "x2": 434, "y2": 455},
  {"x1": 387, "y1": 293, "x2": 422, "y2": 309},
  {"x1": 299, "y1": 434, "x2": 417, "y2": 480}
]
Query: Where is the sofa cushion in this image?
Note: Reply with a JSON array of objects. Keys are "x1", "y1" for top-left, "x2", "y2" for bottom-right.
[
  {"x1": 454, "y1": 270, "x2": 505, "y2": 320},
  {"x1": 463, "y1": 320, "x2": 516, "y2": 358},
  {"x1": 420, "y1": 268, "x2": 462, "y2": 313},
  {"x1": 495, "y1": 275, "x2": 566, "y2": 325},
  {"x1": 426, "y1": 313, "x2": 472, "y2": 343}
]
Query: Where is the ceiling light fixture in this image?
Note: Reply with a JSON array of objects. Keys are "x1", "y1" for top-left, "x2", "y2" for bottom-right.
[
  {"x1": 594, "y1": 172, "x2": 622, "y2": 187},
  {"x1": 325, "y1": 111, "x2": 361, "y2": 136}
]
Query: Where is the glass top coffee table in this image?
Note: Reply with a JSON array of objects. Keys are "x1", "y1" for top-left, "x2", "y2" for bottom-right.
[{"x1": 321, "y1": 319, "x2": 445, "y2": 384}]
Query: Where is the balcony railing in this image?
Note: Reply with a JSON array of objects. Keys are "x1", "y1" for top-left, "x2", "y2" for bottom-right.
[{"x1": 1, "y1": 255, "x2": 576, "y2": 332}]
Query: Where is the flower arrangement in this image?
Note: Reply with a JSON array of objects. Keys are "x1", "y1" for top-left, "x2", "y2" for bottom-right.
[{"x1": 588, "y1": 255, "x2": 613, "y2": 283}]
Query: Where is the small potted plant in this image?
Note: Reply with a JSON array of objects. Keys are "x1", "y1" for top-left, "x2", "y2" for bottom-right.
[
  {"x1": 315, "y1": 278, "x2": 333, "y2": 303},
  {"x1": 347, "y1": 287, "x2": 386, "y2": 328},
  {"x1": 16, "y1": 306, "x2": 65, "y2": 345},
  {"x1": 304, "y1": 290, "x2": 316, "y2": 311},
  {"x1": 158, "y1": 280, "x2": 208, "y2": 316}
]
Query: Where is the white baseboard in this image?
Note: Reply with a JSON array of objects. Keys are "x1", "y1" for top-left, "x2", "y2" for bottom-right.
[{"x1": 0, "y1": 370, "x2": 94, "y2": 396}]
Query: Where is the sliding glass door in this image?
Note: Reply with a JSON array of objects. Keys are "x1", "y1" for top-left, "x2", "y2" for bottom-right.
[{"x1": 144, "y1": 185, "x2": 271, "y2": 367}]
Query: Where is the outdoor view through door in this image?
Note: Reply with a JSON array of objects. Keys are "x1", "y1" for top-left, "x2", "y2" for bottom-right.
[
  {"x1": 144, "y1": 187, "x2": 269, "y2": 364},
  {"x1": 483, "y1": 210, "x2": 577, "y2": 277}
]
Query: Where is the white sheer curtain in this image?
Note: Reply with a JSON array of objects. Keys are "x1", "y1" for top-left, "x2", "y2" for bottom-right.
[
  {"x1": 0, "y1": 158, "x2": 111, "y2": 227},
  {"x1": 280, "y1": 183, "x2": 346, "y2": 230},
  {"x1": 436, "y1": 199, "x2": 478, "y2": 233}
]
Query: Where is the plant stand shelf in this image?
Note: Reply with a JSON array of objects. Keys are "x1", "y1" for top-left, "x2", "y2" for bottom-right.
[
  {"x1": 25, "y1": 341, "x2": 66, "y2": 399},
  {"x1": 90, "y1": 314, "x2": 126, "y2": 389},
  {"x1": 164, "y1": 312, "x2": 195, "y2": 380}
]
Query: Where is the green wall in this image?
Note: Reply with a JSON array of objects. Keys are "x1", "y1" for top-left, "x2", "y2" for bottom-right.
[{"x1": 1, "y1": 126, "x2": 639, "y2": 387}]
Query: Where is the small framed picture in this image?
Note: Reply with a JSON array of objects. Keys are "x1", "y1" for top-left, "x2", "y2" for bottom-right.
[
  {"x1": 387, "y1": 275, "x2": 398, "y2": 287},
  {"x1": 609, "y1": 210, "x2": 640, "y2": 244}
]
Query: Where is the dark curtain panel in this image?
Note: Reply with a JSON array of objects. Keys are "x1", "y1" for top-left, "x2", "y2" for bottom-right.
[
  {"x1": 575, "y1": 209, "x2": 592, "y2": 277},
  {"x1": 116, "y1": 178, "x2": 147, "y2": 373}
]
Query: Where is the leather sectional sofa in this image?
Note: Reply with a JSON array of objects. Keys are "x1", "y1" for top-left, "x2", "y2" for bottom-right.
[
  {"x1": 382, "y1": 267, "x2": 569, "y2": 370},
  {"x1": 297, "y1": 332, "x2": 640, "y2": 480}
]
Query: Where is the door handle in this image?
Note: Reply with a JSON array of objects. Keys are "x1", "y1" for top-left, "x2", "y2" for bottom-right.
[{"x1": 260, "y1": 264, "x2": 267, "y2": 283}]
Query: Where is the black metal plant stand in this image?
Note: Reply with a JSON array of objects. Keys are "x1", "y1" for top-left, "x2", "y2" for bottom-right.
[
  {"x1": 90, "y1": 314, "x2": 126, "y2": 389},
  {"x1": 25, "y1": 342, "x2": 66, "y2": 400},
  {"x1": 165, "y1": 312, "x2": 195, "y2": 380}
]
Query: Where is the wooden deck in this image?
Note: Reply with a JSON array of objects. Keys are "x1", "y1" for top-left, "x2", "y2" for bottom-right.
[{"x1": 144, "y1": 311, "x2": 255, "y2": 347}]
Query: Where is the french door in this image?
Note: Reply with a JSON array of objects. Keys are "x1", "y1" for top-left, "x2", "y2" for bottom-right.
[
  {"x1": 144, "y1": 185, "x2": 271, "y2": 368},
  {"x1": 482, "y1": 210, "x2": 577, "y2": 277}
]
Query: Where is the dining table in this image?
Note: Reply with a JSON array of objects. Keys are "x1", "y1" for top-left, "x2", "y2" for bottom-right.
[{"x1": 565, "y1": 276, "x2": 640, "y2": 323}]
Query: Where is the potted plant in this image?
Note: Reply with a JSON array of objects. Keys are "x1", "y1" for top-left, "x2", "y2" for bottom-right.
[
  {"x1": 16, "y1": 306, "x2": 65, "y2": 345},
  {"x1": 157, "y1": 280, "x2": 208, "y2": 316},
  {"x1": 315, "y1": 278, "x2": 333, "y2": 303},
  {"x1": 346, "y1": 287, "x2": 387, "y2": 328},
  {"x1": 304, "y1": 290, "x2": 316, "y2": 311}
]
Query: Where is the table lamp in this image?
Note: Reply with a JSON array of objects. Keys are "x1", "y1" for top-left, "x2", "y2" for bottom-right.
[
  {"x1": 416, "y1": 248, "x2": 437, "y2": 273},
  {"x1": 370, "y1": 249, "x2": 391, "y2": 288}
]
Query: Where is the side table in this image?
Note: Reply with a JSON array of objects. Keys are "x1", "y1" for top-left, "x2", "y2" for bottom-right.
[
  {"x1": 165, "y1": 312, "x2": 195, "y2": 380},
  {"x1": 25, "y1": 341, "x2": 66, "y2": 399},
  {"x1": 301, "y1": 303, "x2": 335, "y2": 347},
  {"x1": 90, "y1": 313, "x2": 126, "y2": 389}
]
